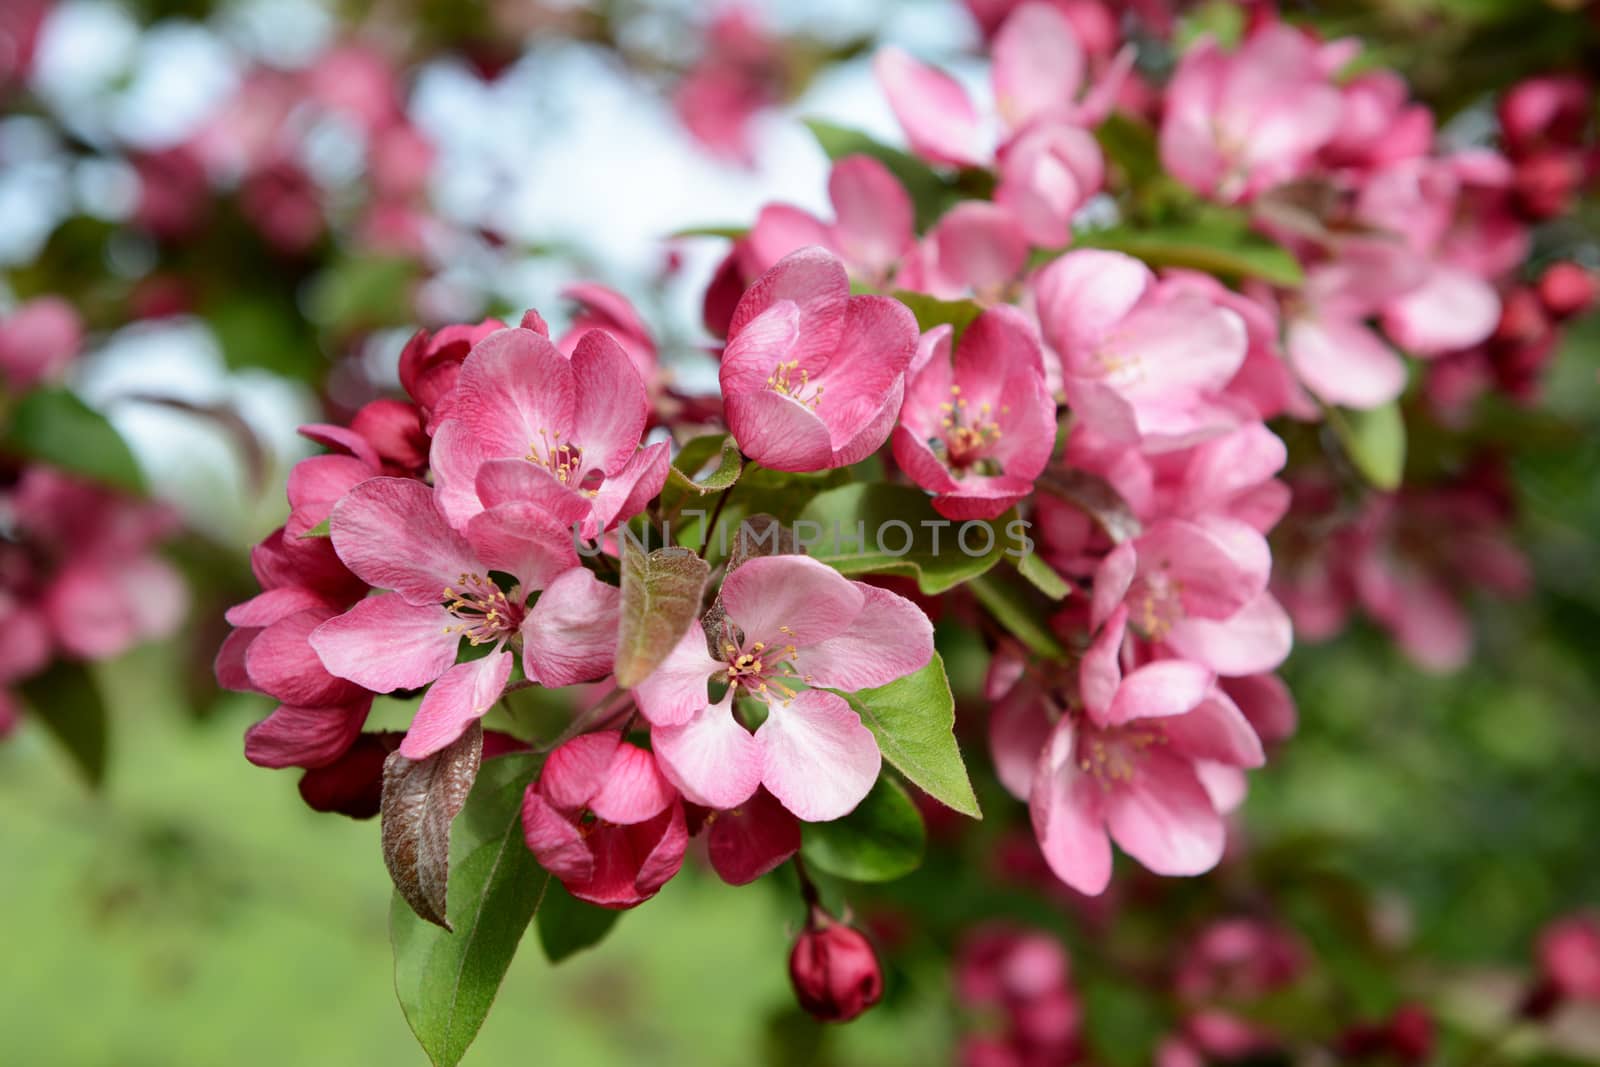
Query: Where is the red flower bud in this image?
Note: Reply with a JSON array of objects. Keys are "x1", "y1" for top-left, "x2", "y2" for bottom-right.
[
  {"x1": 1537, "y1": 262, "x2": 1597, "y2": 321},
  {"x1": 789, "y1": 907, "x2": 885, "y2": 1022}
]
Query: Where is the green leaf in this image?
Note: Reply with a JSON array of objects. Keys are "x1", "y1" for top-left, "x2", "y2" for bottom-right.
[
  {"x1": 802, "y1": 775, "x2": 926, "y2": 882},
  {"x1": 1015, "y1": 552, "x2": 1071, "y2": 601},
  {"x1": 391, "y1": 753, "x2": 549, "y2": 1067},
  {"x1": 667, "y1": 433, "x2": 743, "y2": 496},
  {"x1": 536, "y1": 880, "x2": 622, "y2": 963},
  {"x1": 797, "y1": 484, "x2": 1018, "y2": 595},
  {"x1": 300, "y1": 517, "x2": 332, "y2": 539},
  {"x1": 1094, "y1": 113, "x2": 1162, "y2": 187},
  {"x1": 802, "y1": 119, "x2": 959, "y2": 231},
  {"x1": 970, "y1": 571, "x2": 1068, "y2": 659},
  {"x1": 18, "y1": 659, "x2": 108, "y2": 787},
  {"x1": 1327, "y1": 401, "x2": 1406, "y2": 491},
  {"x1": 307, "y1": 255, "x2": 419, "y2": 335},
  {"x1": 1, "y1": 387, "x2": 145, "y2": 494},
  {"x1": 669, "y1": 224, "x2": 749, "y2": 240},
  {"x1": 1069, "y1": 218, "x2": 1303, "y2": 287},
  {"x1": 836, "y1": 653, "x2": 980, "y2": 819},
  {"x1": 890, "y1": 290, "x2": 983, "y2": 345},
  {"x1": 614, "y1": 545, "x2": 711, "y2": 688}
]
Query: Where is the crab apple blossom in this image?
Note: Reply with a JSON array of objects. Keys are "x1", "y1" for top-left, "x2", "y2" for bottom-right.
[
  {"x1": 892, "y1": 307, "x2": 1055, "y2": 519},
  {"x1": 1159, "y1": 24, "x2": 1345, "y2": 204},
  {"x1": 429, "y1": 322, "x2": 669, "y2": 537},
  {"x1": 1092, "y1": 517, "x2": 1292, "y2": 677},
  {"x1": 719, "y1": 247, "x2": 919, "y2": 472},
  {"x1": 310, "y1": 476, "x2": 617, "y2": 758},
  {"x1": 521, "y1": 731, "x2": 688, "y2": 909},
  {"x1": 1034, "y1": 249, "x2": 1250, "y2": 449},
  {"x1": 993, "y1": 606, "x2": 1264, "y2": 895},
  {"x1": 739, "y1": 156, "x2": 915, "y2": 287},
  {"x1": 634, "y1": 553, "x2": 933, "y2": 821}
]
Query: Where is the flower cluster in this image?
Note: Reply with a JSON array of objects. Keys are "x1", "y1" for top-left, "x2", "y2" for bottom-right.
[{"x1": 215, "y1": 0, "x2": 1595, "y2": 1043}]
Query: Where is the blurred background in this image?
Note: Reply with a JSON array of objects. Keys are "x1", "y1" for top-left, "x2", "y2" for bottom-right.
[{"x1": 1, "y1": 0, "x2": 1597, "y2": 1064}]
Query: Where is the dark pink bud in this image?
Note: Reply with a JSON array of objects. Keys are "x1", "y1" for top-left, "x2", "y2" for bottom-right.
[
  {"x1": 1513, "y1": 150, "x2": 1584, "y2": 220},
  {"x1": 297, "y1": 731, "x2": 402, "y2": 818},
  {"x1": 1494, "y1": 287, "x2": 1551, "y2": 346},
  {"x1": 1537, "y1": 913, "x2": 1600, "y2": 1003},
  {"x1": 1499, "y1": 75, "x2": 1592, "y2": 155},
  {"x1": 789, "y1": 907, "x2": 884, "y2": 1022},
  {"x1": 1537, "y1": 262, "x2": 1596, "y2": 321}
]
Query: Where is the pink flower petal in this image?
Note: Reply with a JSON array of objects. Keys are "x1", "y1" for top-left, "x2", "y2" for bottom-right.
[
  {"x1": 1034, "y1": 249, "x2": 1154, "y2": 365},
  {"x1": 874, "y1": 46, "x2": 984, "y2": 167},
  {"x1": 591, "y1": 741, "x2": 678, "y2": 826},
  {"x1": 1107, "y1": 659, "x2": 1215, "y2": 725},
  {"x1": 1028, "y1": 722, "x2": 1113, "y2": 895},
  {"x1": 540, "y1": 731, "x2": 620, "y2": 814},
  {"x1": 707, "y1": 787, "x2": 802, "y2": 885},
  {"x1": 330, "y1": 477, "x2": 479, "y2": 605},
  {"x1": 828, "y1": 155, "x2": 913, "y2": 279},
  {"x1": 794, "y1": 584, "x2": 933, "y2": 691},
  {"x1": 651, "y1": 693, "x2": 763, "y2": 810},
  {"x1": 723, "y1": 390, "x2": 835, "y2": 472},
  {"x1": 399, "y1": 651, "x2": 513, "y2": 759},
  {"x1": 1164, "y1": 690, "x2": 1265, "y2": 768},
  {"x1": 1165, "y1": 592, "x2": 1293, "y2": 676},
  {"x1": 1286, "y1": 315, "x2": 1406, "y2": 410},
  {"x1": 631, "y1": 624, "x2": 721, "y2": 728},
  {"x1": 757, "y1": 689, "x2": 882, "y2": 822},
  {"x1": 521, "y1": 791, "x2": 595, "y2": 883},
  {"x1": 1103, "y1": 748, "x2": 1225, "y2": 877},
  {"x1": 244, "y1": 700, "x2": 370, "y2": 769},
  {"x1": 521, "y1": 568, "x2": 620, "y2": 688},
  {"x1": 448, "y1": 326, "x2": 577, "y2": 460},
  {"x1": 992, "y1": 2, "x2": 1085, "y2": 132},
  {"x1": 720, "y1": 554, "x2": 865, "y2": 648},
  {"x1": 310, "y1": 594, "x2": 458, "y2": 692},
  {"x1": 245, "y1": 608, "x2": 364, "y2": 707},
  {"x1": 570, "y1": 329, "x2": 650, "y2": 475}
]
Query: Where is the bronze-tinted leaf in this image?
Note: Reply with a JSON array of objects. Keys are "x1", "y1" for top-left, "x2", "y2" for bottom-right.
[{"x1": 381, "y1": 723, "x2": 484, "y2": 930}]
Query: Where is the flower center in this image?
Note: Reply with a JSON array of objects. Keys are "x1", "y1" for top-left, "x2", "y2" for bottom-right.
[
  {"x1": 1128, "y1": 571, "x2": 1184, "y2": 642},
  {"x1": 767, "y1": 360, "x2": 824, "y2": 409},
  {"x1": 441, "y1": 573, "x2": 523, "y2": 645},
  {"x1": 526, "y1": 428, "x2": 586, "y2": 486},
  {"x1": 1077, "y1": 722, "x2": 1168, "y2": 786},
  {"x1": 718, "y1": 622, "x2": 808, "y2": 700},
  {"x1": 936, "y1": 385, "x2": 1003, "y2": 471}
]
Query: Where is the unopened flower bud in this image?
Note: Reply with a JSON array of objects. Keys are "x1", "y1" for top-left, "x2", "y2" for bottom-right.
[
  {"x1": 789, "y1": 907, "x2": 884, "y2": 1022},
  {"x1": 1537, "y1": 262, "x2": 1597, "y2": 321}
]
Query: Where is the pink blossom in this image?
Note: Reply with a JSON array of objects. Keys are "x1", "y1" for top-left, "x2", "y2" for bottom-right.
[
  {"x1": 1159, "y1": 25, "x2": 1344, "y2": 203},
  {"x1": 892, "y1": 308, "x2": 1056, "y2": 519},
  {"x1": 0, "y1": 297, "x2": 83, "y2": 391},
  {"x1": 1319, "y1": 70, "x2": 1434, "y2": 172},
  {"x1": 1034, "y1": 249, "x2": 1250, "y2": 449},
  {"x1": 895, "y1": 202, "x2": 1032, "y2": 302},
  {"x1": 1093, "y1": 517, "x2": 1292, "y2": 677},
  {"x1": 672, "y1": 7, "x2": 781, "y2": 166},
  {"x1": 557, "y1": 283, "x2": 659, "y2": 384},
  {"x1": 741, "y1": 156, "x2": 915, "y2": 286},
  {"x1": 719, "y1": 247, "x2": 918, "y2": 472},
  {"x1": 310, "y1": 477, "x2": 615, "y2": 759},
  {"x1": 429, "y1": 322, "x2": 669, "y2": 537},
  {"x1": 521, "y1": 731, "x2": 688, "y2": 909},
  {"x1": 633, "y1": 554, "x2": 933, "y2": 821},
  {"x1": 875, "y1": 4, "x2": 1121, "y2": 169},
  {"x1": 995, "y1": 121, "x2": 1105, "y2": 248},
  {"x1": 1283, "y1": 245, "x2": 1413, "y2": 410},
  {"x1": 1001, "y1": 607, "x2": 1263, "y2": 894}
]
